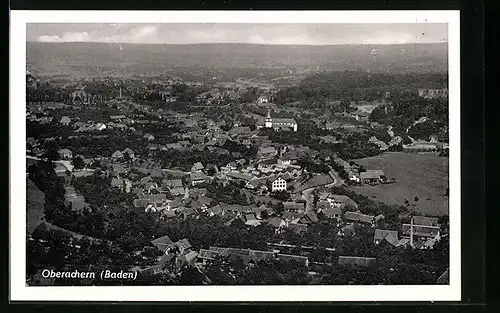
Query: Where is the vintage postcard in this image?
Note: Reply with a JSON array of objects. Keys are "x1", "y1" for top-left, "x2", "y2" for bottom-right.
[{"x1": 10, "y1": 10, "x2": 460, "y2": 301}]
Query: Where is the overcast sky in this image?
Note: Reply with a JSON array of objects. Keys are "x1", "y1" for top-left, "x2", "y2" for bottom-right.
[{"x1": 27, "y1": 23, "x2": 447, "y2": 45}]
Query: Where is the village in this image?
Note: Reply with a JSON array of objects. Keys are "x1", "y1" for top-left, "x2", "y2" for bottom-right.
[{"x1": 26, "y1": 69, "x2": 449, "y2": 285}]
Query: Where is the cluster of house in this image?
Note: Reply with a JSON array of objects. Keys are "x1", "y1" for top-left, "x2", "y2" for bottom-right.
[
  {"x1": 198, "y1": 246, "x2": 308, "y2": 267},
  {"x1": 132, "y1": 235, "x2": 199, "y2": 276},
  {"x1": 131, "y1": 210, "x2": 442, "y2": 278},
  {"x1": 317, "y1": 192, "x2": 442, "y2": 250},
  {"x1": 129, "y1": 176, "x2": 187, "y2": 215},
  {"x1": 57, "y1": 114, "x2": 137, "y2": 133},
  {"x1": 26, "y1": 111, "x2": 54, "y2": 124},
  {"x1": 221, "y1": 159, "x2": 305, "y2": 194},
  {"x1": 330, "y1": 154, "x2": 388, "y2": 186},
  {"x1": 319, "y1": 119, "x2": 358, "y2": 131},
  {"x1": 133, "y1": 233, "x2": 309, "y2": 278},
  {"x1": 143, "y1": 119, "x2": 267, "y2": 156},
  {"x1": 374, "y1": 216, "x2": 442, "y2": 249},
  {"x1": 418, "y1": 88, "x2": 448, "y2": 99},
  {"x1": 403, "y1": 137, "x2": 449, "y2": 153}
]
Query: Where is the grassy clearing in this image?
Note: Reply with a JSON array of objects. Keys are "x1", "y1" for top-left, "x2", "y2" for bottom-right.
[
  {"x1": 26, "y1": 178, "x2": 45, "y2": 234},
  {"x1": 351, "y1": 152, "x2": 449, "y2": 216},
  {"x1": 294, "y1": 174, "x2": 333, "y2": 193}
]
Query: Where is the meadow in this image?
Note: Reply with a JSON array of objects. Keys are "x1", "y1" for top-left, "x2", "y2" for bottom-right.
[
  {"x1": 351, "y1": 152, "x2": 449, "y2": 216},
  {"x1": 26, "y1": 178, "x2": 45, "y2": 234}
]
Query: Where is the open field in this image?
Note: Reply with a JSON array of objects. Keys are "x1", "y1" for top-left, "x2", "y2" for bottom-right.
[
  {"x1": 351, "y1": 152, "x2": 449, "y2": 216},
  {"x1": 26, "y1": 178, "x2": 45, "y2": 233},
  {"x1": 294, "y1": 174, "x2": 333, "y2": 193}
]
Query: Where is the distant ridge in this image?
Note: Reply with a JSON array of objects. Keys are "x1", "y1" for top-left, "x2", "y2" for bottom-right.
[{"x1": 27, "y1": 42, "x2": 448, "y2": 77}]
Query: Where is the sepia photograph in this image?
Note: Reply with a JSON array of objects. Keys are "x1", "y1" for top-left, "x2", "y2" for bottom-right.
[{"x1": 11, "y1": 10, "x2": 461, "y2": 302}]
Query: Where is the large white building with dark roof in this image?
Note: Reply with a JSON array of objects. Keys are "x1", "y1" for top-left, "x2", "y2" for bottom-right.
[{"x1": 262, "y1": 109, "x2": 298, "y2": 132}]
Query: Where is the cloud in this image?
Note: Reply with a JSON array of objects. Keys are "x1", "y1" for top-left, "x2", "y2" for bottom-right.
[
  {"x1": 28, "y1": 23, "x2": 448, "y2": 45},
  {"x1": 37, "y1": 35, "x2": 60, "y2": 42},
  {"x1": 37, "y1": 31, "x2": 92, "y2": 42},
  {"x1": 134, "y1": 26, "x2": 158, "y2": 37}
]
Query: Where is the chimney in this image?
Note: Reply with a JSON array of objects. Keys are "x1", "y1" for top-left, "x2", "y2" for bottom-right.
[{"x1": 410, "y1": 216, "x2": 415, "y2": 248}]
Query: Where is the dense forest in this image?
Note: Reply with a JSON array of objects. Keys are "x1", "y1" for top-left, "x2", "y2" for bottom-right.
[
  {"x1": 274, "y1": 71, "x2": 447, "y2": 106},
  {"x1": 369, "y1": 95, "x2": 449, "y2": 140}
]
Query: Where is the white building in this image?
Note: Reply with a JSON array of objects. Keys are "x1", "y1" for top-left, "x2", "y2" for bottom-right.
[
  {"x1": 265, "y1": 110, "x2": 298, "y2": 132},
  {"x1": 96, "y1": 123, "x2": 107, "y2": 131},
  {"x1": 258, "y1": 95, "x2": 269, "y2": 104},
  {"x1": 271, "y1": 176, "x2": 287, "y2": 192}
]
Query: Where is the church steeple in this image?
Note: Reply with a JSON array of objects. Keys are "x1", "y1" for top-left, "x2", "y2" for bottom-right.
[{"x1": 265, "y1": 109, "x2": 273, "y2": 128}]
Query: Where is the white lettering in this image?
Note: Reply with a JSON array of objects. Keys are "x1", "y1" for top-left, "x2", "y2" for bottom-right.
[
  {"x1": 40, "y1": 269, "x2": 96, "y2": 280},
  {"x1": 102, "y1": 270, "x2": 134, "y2": 279},
  {"x1": 41, "y1": 269, "x2": 50, "y2": 278},
  {"x1": 103, "y1": 270, "x2": 111, "y2": 279}
]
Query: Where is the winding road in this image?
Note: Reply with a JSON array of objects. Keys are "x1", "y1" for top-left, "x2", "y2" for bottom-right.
[{"x1": 302, "y1": 166, "x2": 344, "y2": 212}]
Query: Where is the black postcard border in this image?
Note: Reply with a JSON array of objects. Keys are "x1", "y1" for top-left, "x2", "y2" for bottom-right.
[{"x1": 7, "y1": 0, "x2": 487, "y2": 311}]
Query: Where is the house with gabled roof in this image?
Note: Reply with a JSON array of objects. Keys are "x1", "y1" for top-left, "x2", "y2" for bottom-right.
[
  {"x1": 110, "y1": 178, "x2": 131, "y2": 192},
  {"x1": 244, "y1": 213, "x2": 261, "y2": 227},
  {"x1": 58, "y1": 148, "x2": 73, "y2": 160},
  {"x1": 282, "y1": 211, "x2": 303, "y2": 222},
  {"x1": 300, "y1": 211, "x2": 319, "y2": 224},
  {"x1": 411, "y1": 216, "x2": 440, "y2": 227},
  {"x1": 271, "y1": 176, "x2": 287, "y2": 192},
  {"x1": 207, "y1": 205, "x2": 224, "y2": 217},
  {"x1": 288, "y1": 222, "x2": 308, "y2": 234},
  {"x1": 326, "y1": 194, "x2": 358, "y2": 210},
  {"x1": 258, "y1": 145, "x2": 278, "y2": 159},
  {"x1": 60, "y1": 116, "x2": 71, "y2": 125},
  {"x1": 161, "y1": 178, "x2": 184, "y2": 195},
  {"x1": 143, "y1": 133, "x2": 155, "y2": 141},
  {"x1": 110, "y1": 164, "x2": 127, "y2": 176},
  {"x1": 200, "y1": 246, "x2": 309, "y2": 267},
  {"x1": 122, "y1": 148, "x2": 135, "y2": 159},
  {"x1": 374, "y1": 229, "x2": 400, "y2": 246},
  {"x1": 151, "y1": 234, "x2": 174, "y2": 253},
  {"x1": 190, "y1": 172, "x2": 209, "y2": 186},
  {"x1": 109, "y1": 115, "x2": 126, "y2": 121},
  {"x1": 177, "y1": 251, "x2": 198, "y2": 267},
  {"x1": 191, "y1": 162, "x2": 205, "y2": 173},
  {"x1": 360, "y1": 170, "x2": 386, "y2": 184},
  {"x1": 138, "y1": 175, "x2": 153, "y2": 186},
  {"x1": 251, "y1": 205, "x2": 273, "y2": 219},
  {"x1": 400, "y1": 216, "x2": 442, "y2": 249},
  {"x1": 283, "y1": 201, "x2": 305, "y2": 213},
  {"x1": 267, "y1": 217, "x2": 286, "y2": 229},
  {"x1": 111, "y1": 150, "x2": 124, "y2": 160},
  {"x1": 169, "y1": 186, "x2": 185, "y2": 197},
  {"x1": 197, "y1": 249, "x2": 220, "y2": 263},
  {"x1": 401, "y1": 224, "x2": 441, "y2": 239},
  {"x1": 222, "y1": 204, "x2": 252, "y2": 216},
  {"x1": 344, "y1": 211, "x2": 375, "y2": 225}
]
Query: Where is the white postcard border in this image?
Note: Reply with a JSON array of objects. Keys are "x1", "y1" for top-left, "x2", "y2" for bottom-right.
[{"x1": 10, "y1": 10, "x2": 460, "y2": 302}]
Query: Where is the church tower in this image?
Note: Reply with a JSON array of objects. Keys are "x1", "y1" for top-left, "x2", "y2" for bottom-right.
[{"x1": 265, "y1": 109, "x2": 273, "y2": 128}]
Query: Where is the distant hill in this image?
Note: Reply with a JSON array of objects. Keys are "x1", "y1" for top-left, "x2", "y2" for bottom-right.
[{"x1": 26, "y1": 42, "x2": 448, "y2": 78}]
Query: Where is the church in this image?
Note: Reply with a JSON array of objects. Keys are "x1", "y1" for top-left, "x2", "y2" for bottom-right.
[{"x1": 257, "y1": 109, "x2": 298, "y2": 132}]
